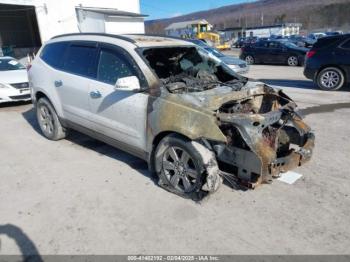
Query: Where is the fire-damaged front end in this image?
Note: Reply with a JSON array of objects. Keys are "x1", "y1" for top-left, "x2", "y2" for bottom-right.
[
  {"x1": 139, "y1": 42, "x2": 315, "y2": 193},
  {"x1": 213, "y1": 85, "x2": 315, "y2": 188}
]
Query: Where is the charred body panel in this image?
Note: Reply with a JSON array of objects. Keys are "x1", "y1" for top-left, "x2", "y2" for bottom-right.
[
  {"x1": 139, "y1": 45, "x2": 314, "y2": 193},
  {"x1": 215, "y1": 86, "x2": 314, "y2": 188}
]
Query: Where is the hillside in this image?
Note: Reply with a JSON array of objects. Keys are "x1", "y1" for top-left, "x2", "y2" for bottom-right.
[{"x1": 146, "y1": 0, "x2": 350, "y2": 34}]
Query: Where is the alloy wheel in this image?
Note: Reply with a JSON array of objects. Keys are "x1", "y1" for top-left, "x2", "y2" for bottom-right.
[
  {"x1": 38, "y1": 105, "x2": 54, "y2": 135},
  {"x1": 162, "y1": 146, "x2": 198, "y2": 193},
  {"x1": 320, "y1": 70, "x2": 341, "y2": 89}
]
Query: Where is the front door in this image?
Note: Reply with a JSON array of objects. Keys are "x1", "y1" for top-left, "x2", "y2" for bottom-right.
[{"x1": 88, "y1": 45, "x2": 149, "y2": 152}]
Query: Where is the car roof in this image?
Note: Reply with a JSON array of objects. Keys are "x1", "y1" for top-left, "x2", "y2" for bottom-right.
[
  {"x1": 126, "y1": 34, "x2": 195, "y2": 47},
  {"x1": 318, "y1": 33, "x2": 350, "y2": 41},
  {"x1": 51, "y1": 33, "x2": 194, "y2": 48}
]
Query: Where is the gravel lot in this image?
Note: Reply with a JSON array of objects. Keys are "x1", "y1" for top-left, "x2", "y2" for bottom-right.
[{"x1": 1, "y1": 62, "x2": 350, "y2": 256}]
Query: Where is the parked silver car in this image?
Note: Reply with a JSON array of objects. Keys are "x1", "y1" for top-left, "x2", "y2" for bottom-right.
[
  {"x1": 186, "y1": 39, "x2": 249, "y2": 74},
  {"x1": 203, "y1": 46, "x2": 249, "y2": 74}
]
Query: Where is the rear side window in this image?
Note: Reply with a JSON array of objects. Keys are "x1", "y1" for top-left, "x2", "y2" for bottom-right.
[
  {"x1": 40, "y1": 42, "x2": 69, "y2": 69},
  {"x1": 62, "y1": 44, "x2": 97, "y2": 78},
  {"x1": 97, "y1": 48, "x2": 136, "y2": 85}
]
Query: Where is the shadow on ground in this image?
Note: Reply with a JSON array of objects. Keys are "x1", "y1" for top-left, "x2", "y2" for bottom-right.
[
  {"x1": 0, "y1": 224, "x2": 43, "y2": 262},
  {"x1": 21, "y1": 107, "x2": 157, "y2": 185},
  {"x1": 0, "y1": 101, "x2": 32, "y2": 109},
  {"x1": 259, "y1": 79, "x2": 350, "y2": 91},
  {"x1": 259, "y1": 79, "x2": 317, "y2": 89}
]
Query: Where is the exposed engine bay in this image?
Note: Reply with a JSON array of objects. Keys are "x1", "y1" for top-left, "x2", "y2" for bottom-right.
[{"x1": 142, "y1": 46, "x2": 246, "y2": 93}]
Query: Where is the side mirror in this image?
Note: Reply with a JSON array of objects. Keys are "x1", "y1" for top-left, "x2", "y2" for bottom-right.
[{"x1": 115, "y1": 76, "x2": 141, "y2": 91}]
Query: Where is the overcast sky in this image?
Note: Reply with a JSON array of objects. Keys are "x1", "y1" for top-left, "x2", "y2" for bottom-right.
[{"x1": 140, "y1": 0, "x2": 253, "y2": 20}]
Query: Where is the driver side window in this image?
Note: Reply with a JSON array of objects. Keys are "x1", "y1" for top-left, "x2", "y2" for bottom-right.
[{"x1": 97, "y1": 48, "x2": 136, "y2": 85}]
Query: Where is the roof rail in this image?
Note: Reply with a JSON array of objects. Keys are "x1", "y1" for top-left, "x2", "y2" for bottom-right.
[
  {"x1": 125, "y1": 33, "x2": 194, "y2": 43},
  {"x1": 51, "y1": 33, "x2": 136, "y2": 43}
]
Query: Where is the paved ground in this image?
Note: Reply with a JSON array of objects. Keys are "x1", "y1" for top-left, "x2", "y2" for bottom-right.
[{"x1": 1, "y1": 64, "x2": 350, "y2": 256}]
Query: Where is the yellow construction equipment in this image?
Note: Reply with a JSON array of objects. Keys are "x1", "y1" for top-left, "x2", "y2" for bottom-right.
[
  {"x1": 195, "y1": 23, "x2": 230, "y2": 50},
  {"x1": 164, "y1": 19, "x2": 230, "y2": 50}
]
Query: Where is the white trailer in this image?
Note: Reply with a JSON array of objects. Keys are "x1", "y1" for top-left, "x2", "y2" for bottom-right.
[{"x1": 0, "y1": 0, "x2": 146, "y2": 57}]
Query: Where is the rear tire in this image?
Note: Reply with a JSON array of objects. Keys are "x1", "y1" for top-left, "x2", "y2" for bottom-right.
[
  {"x1": 245, "y1": 55, "x2": 255, "y2": 65},
  {"x1": 36, "y1": 97, "x2": 67, "y2": 140},
  {"x1": 316, "y1": 67, "x2": 345, "y2": 91}
]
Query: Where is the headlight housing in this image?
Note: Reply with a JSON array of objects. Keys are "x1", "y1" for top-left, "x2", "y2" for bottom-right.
[{"x1": 0, "y1": 83, "x2": 10, "y2": 89}]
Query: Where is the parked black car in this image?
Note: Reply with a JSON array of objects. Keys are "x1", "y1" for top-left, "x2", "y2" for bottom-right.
[
  {"x1": 233, "y1": 37, "x2": 246, "y2": 48},
  {"x1": 239, "y1": 40, "x2": 309, "y2": 66},
  {"x1": 304, "y1": 34, "x2": 350, "y2": 91}
]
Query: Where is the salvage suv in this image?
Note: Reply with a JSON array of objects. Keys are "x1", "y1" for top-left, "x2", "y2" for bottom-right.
[{"x1": 29, "y1": 34, "x2": 315, "y2": 200}]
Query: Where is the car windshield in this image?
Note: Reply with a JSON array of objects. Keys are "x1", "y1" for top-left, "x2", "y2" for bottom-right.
[
  {"x1": 204, "y1": 47, "x2": 225, "y2": 58},
  {"x1": 141, "y1": 46, "x2": 244, "y2": 93},
  {"x1": 0, "y1": 58, "x2": 26, "y2": 71}
]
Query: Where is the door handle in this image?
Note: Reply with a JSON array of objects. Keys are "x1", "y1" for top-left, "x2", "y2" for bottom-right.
[
  {"x1": 90, "y1": 90, "x2": 102, "y2": 99},
  {"x1": 54, "y1": 80, "x2": 63, "y2": 87}
]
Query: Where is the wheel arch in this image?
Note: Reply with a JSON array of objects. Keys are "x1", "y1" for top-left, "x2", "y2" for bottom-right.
[
  {"x1": 34, "y1": 90, "x2": 64, "y2": 119},
  {"x1": 35, "y1": 91, "x2": 49, "y2": 103},
  {"x1": 148, "y1": 131, "x2": 192, "y2": 172}
]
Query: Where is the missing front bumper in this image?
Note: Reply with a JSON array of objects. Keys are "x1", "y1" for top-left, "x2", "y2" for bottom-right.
[
  {"x1": 215, "y1": 131, "x2": 314, "y2": 189},
  {"x1": 215, "y1": 105, "x2": 315, "y2": 189}
]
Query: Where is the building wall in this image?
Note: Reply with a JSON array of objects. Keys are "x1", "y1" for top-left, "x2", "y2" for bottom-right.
[
  {"x1": 77, "y1": 10, "x2": 106, "y2": 33},
  {"x1": 0, "y1": 0, "x2": 143, "y2": 43},
  {"x1": 246, "y1": 27, "x2": 283, "y2": 38},
  {"x1": 245, "y1": 26, "x2": 301, "y2": 37},
  {"x1": 105, "y1": 17, "x2": 145, "y2": 34}
]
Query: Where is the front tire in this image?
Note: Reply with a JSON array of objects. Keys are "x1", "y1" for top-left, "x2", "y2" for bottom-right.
[
  {"x1": 154, "y1": 135, "x2": 221, "y2": 200},
  {"x1": 316, "y1": 67, "x2": 345, "y2": 91},
  {"x1": 36, "y1": 97, "x2": 67, "y2": 140}
]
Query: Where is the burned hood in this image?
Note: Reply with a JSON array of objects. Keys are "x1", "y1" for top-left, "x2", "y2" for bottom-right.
[{"x1": 172, "y1": 80, "x2": 284, "y2": 111}]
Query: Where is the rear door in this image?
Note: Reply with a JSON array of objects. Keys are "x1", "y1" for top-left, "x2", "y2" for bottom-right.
[
  {"x1": 88, "y1": 44, "x2": 149, "y2": 152},
  {"x1": 249, "y1": 41, "x2": 268, "y2": 62},
  {"x1": 56, "y1": 41, "x2": 98, "y2": 128}
]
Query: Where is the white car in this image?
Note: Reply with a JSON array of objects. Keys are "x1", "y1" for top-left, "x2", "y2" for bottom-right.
[
  {"x1": 28, "y1": 34, "x2": 314, "y2": 200},
  {"x1": 0, "y1": 56, "x2": 31, "y2": 103}
]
